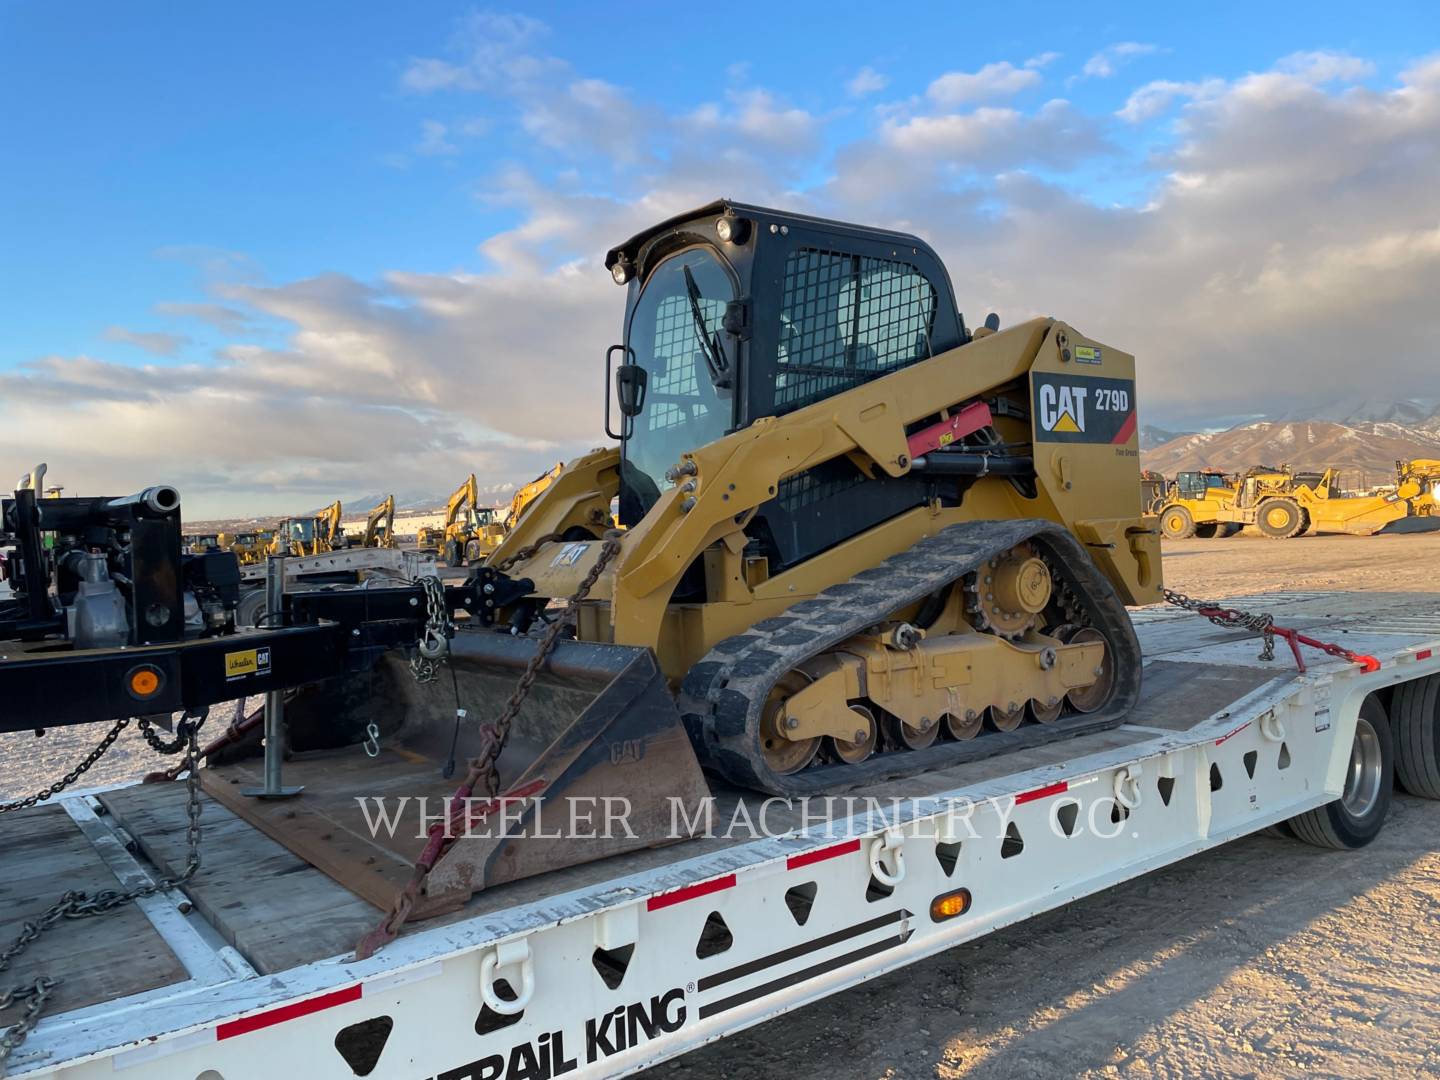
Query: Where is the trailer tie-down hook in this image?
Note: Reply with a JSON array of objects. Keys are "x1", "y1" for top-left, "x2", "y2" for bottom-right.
[
  {"x1": 1113, "y1": 765, "x2": 1142, "y2": 811},
  {"x1": 868, "y1": 828, "x2": 907, "y2": 887},
  {"x1": 480, "y1": 938, "x2": 535, "y2": 1015}
]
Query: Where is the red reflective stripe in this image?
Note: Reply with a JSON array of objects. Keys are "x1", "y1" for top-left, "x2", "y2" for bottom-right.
[
  {"x1": 786, "y1": 838, "x2": 861, "y2": 870},
  {"x1": 216, "y1": 985, "x2": 361, "y2": 1040},
  {"x1": 1215, "y1": 721, "x2": 1252, "y2": 746},
  {"x1": 1015, "y1": 780, "x2": 1069, "y2": 805},
  {"x1": 1417, "y1": 649, "x2": 1433, "y2": 661},
  {"x1": 647, "y1": 874, "x2": 736, "y2": 911}
]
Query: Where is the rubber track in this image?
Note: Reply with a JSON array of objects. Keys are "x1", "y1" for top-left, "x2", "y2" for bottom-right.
[{"x1": 678, "y1": 519, "x2": 1144, "y2": 796}]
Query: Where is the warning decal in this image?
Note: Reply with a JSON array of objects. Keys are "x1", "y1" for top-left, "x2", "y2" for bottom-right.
[{"x1": 1032, "y1": 372, "x2": 1137, "y2": 445}]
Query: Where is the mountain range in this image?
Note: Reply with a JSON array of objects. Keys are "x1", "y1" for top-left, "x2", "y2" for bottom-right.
[{"x1": 1141, "y1": 399, "x2": 1440, "y2": 485}]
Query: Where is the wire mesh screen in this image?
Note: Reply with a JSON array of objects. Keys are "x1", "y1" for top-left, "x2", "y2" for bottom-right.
[
  {"x1": 646, "y1": 294, "x2": 725, "y2": 433},
  {"x1": 775, "y1": 248, "x2": 937, "y2": 410}
]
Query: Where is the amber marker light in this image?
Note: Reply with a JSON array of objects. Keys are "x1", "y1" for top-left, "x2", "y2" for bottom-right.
[
  {"x1": 930, "y1": 888, "x2": 972, "y2": 922},
  {"x1": 126, "y1": 665, "x2": 163, "y2": 699}
]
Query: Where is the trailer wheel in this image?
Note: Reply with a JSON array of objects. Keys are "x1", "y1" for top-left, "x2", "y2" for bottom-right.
[
  {"x1": 1160, "y1": 506, "x2": 1196, "y2": 539},
  {"x1": 1194, "y1": 523, "x2": 1219, "y2": 539},
  {"x1": 1391, "y1": 674, "x2": 1440, "y2": 798},
  {"x1": 1257, "y1": 498, "x2": 1305, "y2": 539},
  {"x1": 1218, "y1": 523, "x2": 1242, "y2": 538},
  {"x1": 1289, "y1": 696, "x2": 1393, "y2": 849}
]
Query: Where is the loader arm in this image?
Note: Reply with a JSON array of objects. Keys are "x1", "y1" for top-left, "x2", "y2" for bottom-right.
[{"x1": 607, "y1": 316, "x2": 1157, "y2": 649}]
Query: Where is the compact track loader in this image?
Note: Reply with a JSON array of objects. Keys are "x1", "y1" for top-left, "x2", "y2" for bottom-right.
[{"x1": 362, "y1": 201, "x2": 1161, "y2": 815}]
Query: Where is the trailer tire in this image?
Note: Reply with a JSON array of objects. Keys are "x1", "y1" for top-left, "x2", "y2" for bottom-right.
[
  {"x1": 1194, "y1": 523, "x2": 1219, "y2": 539},
  {"x1": 1289, "y1": 696, "x2": 1392, "y2": 849},
  {"x1": 1218, "y1": 523, "x2": 1242, "y2": 538},
  {"x1": 1160, "y1": 506, "x2": 1196, "y2": 539},
  {"x1": 1391, "y1": 674, "x2": 1440, "y2": 799},
  {"x1": 1256, "y1": 498, "x2": 1304, "y2": 538}
]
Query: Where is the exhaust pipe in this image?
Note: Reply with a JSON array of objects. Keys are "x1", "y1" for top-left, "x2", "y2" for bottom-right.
[{"x1": 107, "y1": 485, "x2": 181, "y2": 516}]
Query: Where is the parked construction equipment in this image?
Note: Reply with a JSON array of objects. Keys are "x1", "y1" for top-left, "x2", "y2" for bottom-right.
[
  {"x1": 354, "y1": 494, "x2": 397, "y2": 548},
  {"x1": 501, "y1": 462, "x2": 565, "y2": 531},
  {"x1": 411, "y1": 199, "x2": 1160, "y2": 805},
  {"x1": 1159, "y1": 461, "x2": 1440, "y2": 539},
  {"x1": 417, "y1": 473, "x2": 505, "y2": 565}
]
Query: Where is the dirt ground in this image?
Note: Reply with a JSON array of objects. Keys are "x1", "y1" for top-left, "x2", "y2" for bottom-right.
[
  {"x1": 644, "y1": 531, "x2": 1440, "y2": 1080},
  {"x1": 6, "y1": 532, "x2": 1440, "y2": 1078}
]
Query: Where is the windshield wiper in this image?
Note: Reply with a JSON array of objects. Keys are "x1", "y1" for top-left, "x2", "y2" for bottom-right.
[{"x1": 683, "y1": 264, "x2": 731, "y2": 388}]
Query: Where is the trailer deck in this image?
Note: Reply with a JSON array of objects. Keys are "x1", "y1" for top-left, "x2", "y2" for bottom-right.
[{"x1": 5, "y1": 589, "x2": 1440, "y2": 1078}]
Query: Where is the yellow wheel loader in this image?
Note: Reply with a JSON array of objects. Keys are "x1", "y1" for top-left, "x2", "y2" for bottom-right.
[{"x1": 366, "y1": 202, "x2": 1161, "y2": 796}]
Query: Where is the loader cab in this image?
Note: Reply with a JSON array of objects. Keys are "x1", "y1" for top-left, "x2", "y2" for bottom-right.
[
  {"x1": 607, "y1": 200, "x2": 966, "y2": 541},
  {"x1": 1175, "y1": 471, "x2": 1231, "y2": 501}
]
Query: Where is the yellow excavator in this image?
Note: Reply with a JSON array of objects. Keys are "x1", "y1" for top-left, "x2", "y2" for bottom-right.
[
  {"x1": 354, "y1": 201, "x2": 1160, "y2": 808},
  {"x1": 501, "y1": 462, "x2": 565, "y2": 532},
  {"x1": 355, "y1": 494, "x2": 397, "y2": 548},
  {"x1": 418, "y1": 474, "x2": 505, "y2": 566},
  {"x1": 1159, "y1": 462, "x2": 1440, "y2": 539}
]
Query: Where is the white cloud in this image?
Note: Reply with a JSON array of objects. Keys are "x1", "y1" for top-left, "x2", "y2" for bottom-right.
[
  {"x1": 1082, "y1": 42, "x2": 1159, "y2": 79},
  {"x1": 1118, "y1": 78, "x2": 1224, "y2": 122},
  {"x1": 927, "y1": 61, "x2": 1043, "y2": 106},
  {"x1": 153, "y1": 301, "x2": 255, "y2": 333},
  {"x1": 101, "y1": 327, "x2": 189, "y2": 357},
  {"x1": 415, "y1": 119, "x2": 457, "y2": 156},
  {"x1": 13, "y1": 33, "x2": 1440, "y2": 511},
  {"x1": 846, "y1": 66, "x2": 888, "y2": 97}
]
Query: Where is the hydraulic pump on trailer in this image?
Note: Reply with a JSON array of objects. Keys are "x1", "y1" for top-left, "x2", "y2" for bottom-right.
[{"x1": 0, "y1": 481, "x2": 529, "y2": 734}]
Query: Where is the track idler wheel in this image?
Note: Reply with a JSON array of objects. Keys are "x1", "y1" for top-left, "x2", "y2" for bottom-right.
[
  {"x1": 1064, "y1": 627, "x2": 1114, "y2": 713},
  {"x1": 760, "y1": 673, "x2": 821, "y2": 775}
]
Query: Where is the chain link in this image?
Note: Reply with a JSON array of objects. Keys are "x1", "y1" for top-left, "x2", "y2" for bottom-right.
[
  {"x1": 0, "y1": 714, "x2": 205, "y2": 1073},
  {"x1": 357, "y1": 530, "x2": 623, "y2": 959},
  {"x1": 1163, "y1": 587, "x2": 1277, "y2": 661},
  {"x1": 408, "y1": 573, "x2": 454, "y2": 683},
  {"x1": 0, "y1": 719, "x2": 131, "y2": 815}
]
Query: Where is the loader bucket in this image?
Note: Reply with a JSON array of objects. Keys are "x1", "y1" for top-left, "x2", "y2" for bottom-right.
[
  {"x1": 208, "y1": 632, "x2": 711, "y2": 922},
  {"x1": 394, "y1": 633, "x2": 713, "y2": 918}
]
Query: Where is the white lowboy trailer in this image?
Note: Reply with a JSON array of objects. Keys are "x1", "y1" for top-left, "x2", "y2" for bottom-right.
[{"x1": 9, "y1": 591, "x2": 1440, "y2": 1079}]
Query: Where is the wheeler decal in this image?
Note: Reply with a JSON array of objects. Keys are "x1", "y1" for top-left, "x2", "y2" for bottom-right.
[{"x1": 224, "y1": 645, "x2": 272, "y2": 681}]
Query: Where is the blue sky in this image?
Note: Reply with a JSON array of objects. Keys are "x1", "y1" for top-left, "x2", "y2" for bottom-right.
[{"x1": 2, "y1": 3, "x2": 1438, "y2": 513}]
